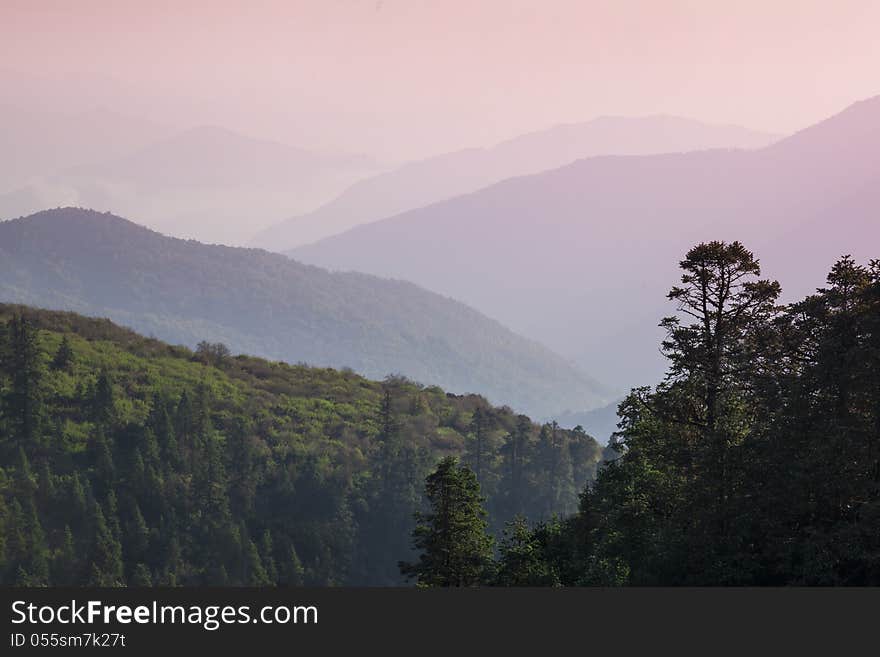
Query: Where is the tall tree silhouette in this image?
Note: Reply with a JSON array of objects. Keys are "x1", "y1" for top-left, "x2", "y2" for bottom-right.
[{"x1": 399, "y1": 457, "x2": 494, "y2": 587}]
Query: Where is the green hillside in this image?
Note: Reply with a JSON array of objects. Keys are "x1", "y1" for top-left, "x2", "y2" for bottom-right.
[
  {"x1": 0, "y1": 304, "x2": 602, "y2": 586},
  {"x1": 0, "y1": 208, "x2": 609, "y2": 420}
]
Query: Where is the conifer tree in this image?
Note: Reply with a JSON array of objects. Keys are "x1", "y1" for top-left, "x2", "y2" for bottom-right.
[
  {"x1": 53, "y1": 525, "x2": 78, "y2": 586},
  {"x1": 130, "y1": 563, "x2": 153, "y2": 587},
  {"x1": 280, "y1": 545, "x2": 305, "y2": 586},
  {"x1": 661, "y1": 241, "x2": 781, "y2": 566},
  {"x1": 51, "y1": 335, "x2": 74, "y2": 371},
  {"x1": 23, "y1": 499, "x2": 50, "y2": 585},
  {"x1": 464, "y1": 406, "x2": 488, "y2": 483},
  {"x1": 399, "y1": 457, "x2": 494, "y2": 587},
  {"x1": 260, "y1": 529, "x2": 279, "y2": 585},
  {"x1": 89, "y1": 500, "x2": 124, "y2": 586},
  {"x1": 499, "y1": 414, "x2": 532, "y2": 520},
  {"x1": 242, "y1": 535, "x2": 270, "y2": 586},
  {"x1": 92, "y1": 371, "x2": 115, "y2": 426},
  {"x1": 3, "y1": 315, "x2": 44, "y2": 452}
]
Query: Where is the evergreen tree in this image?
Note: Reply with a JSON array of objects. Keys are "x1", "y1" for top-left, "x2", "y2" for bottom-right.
[
  {"x1": 53, "y1": 525, "x2": 78, "y2": 586},
  {"x1": 51, "y1": 335, "x2": 74, "y2": 371},
  {"x1": 660, "y1": 241, "x2": 780, "y2": 576},
  {"x1": 494, "y1": 516, "x2": 558, "y2": 586},
  {"x1": 69, "y1": 473, "x2": 88, "y2": 527},
  {"x1": 280, "y1": 545, "x2": 305, "y2": 586},
  {"x1": 130, "y1": 563, "x2": 153, "y2": 587},
  {"x1": 2, "y1": 315, "x2": 44, "y2": 452},
  {"x1": 88, "y1": 500, "x2": 124, "y2": 587},
  {"x1": 354, "y1": 381, "x2": 428, "y2": 584},
  {"x1": 22, "y1": 499, "x2": 50, "y2": 585},
  {"x1": 531, "y1": 422, "x2": 577, "y2": 519},
  {"x1": 260, "y1": 529, "x2": 279, "y2": 585},
  {"x1": 149, "y1": 394, "x2": 179, "y2": 468},
  {"x1": 399, "y1": 457, "x2": 494, "y2": 587},
  {"x1": 499, "y1": 414, "x2": 532, "y2": 520},
  {"x1": 91, "y1": 371, "x2": 115, "y2": 426},
  {"x1": 14, "y1": 447, "x2": 37, "y2": 500},
  {"x1": 242, "y1": 535, "x2": 271, "y2": 586},
  {"x1": 464, "y1": 406, "x2": 489, "y2": 483}
]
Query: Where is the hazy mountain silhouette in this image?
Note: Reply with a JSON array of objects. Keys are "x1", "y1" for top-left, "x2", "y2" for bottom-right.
[
  {"x1": 290, "y1": 96, "x2": 880, "y2": 390},
  {"x1": 0, "y1": 125, "x2": 381, "y2": 245},
  {"x1": 0, "y1": 207, "x2": 609, "y2": 418},
  {"x1": 555, "y1": 399, "x2": 625, "y2": 444},
  {"x1": 0, "y1": 105, "x2": 174, "y2": 190},
  {"x1": 251, "y1": 115, "x2": 777, "y2": 250}
]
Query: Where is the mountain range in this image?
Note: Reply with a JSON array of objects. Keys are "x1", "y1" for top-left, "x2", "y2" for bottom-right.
[
  {"x1": 0, "y1": 207, "x2": 609, "y2": 419},
  {"x1": 0, "y1": 105, "x2": 174, "y2": 190},
  {"x1": 0, "y1": 114, "x2": 381, "y2": 245},
  {"x1": 290, "y1": 96, "x2": 880, "y2": 390},
  {"x1": 251, "y1": 115, "x2": 777, "y2": 250}
]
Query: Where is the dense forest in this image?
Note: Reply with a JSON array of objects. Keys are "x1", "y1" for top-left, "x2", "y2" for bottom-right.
[
  {"x1": 402, "y1": 242, "x2": 880, "y2": 586},
  {"x1": 0, "y1": 304, "x2": 601, "y2": 586},
  {"x1": 3, "y1": 240, "x2": 878, "y2": 587}
]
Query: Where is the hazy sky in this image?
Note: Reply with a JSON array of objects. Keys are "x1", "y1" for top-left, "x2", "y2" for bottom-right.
[{"x1": 2, "y1": 0, "x2": 879, "y2": 160}]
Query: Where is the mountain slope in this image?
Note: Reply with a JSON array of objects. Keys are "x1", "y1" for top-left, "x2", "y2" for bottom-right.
[
  {"x1": 251, "y1": 115, "x2": 777, "y2": 250},
  {"x1": 290, "y1": 96, "x2": 880, "y2": 389},
  {"x1": 0, "y1": 303, "x2": 603, "y2": 585},
  {"x1": 0, "y1": 208, "x2": 608, "y2": 418},
  {"x1": 0, "y1": 127, "x2": 380, "y2": 245}
]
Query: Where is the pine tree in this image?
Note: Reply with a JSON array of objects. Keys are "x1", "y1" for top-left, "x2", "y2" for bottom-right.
[
  {"x1": 51, "y1": 335, "x2": 74, "y2": 371},
  {"x1": 174, "y1": 391, "x2": 194, "y2": 467},
  {"x1": 260, "y1": 529, "x2": 278, "y2": 585},
  {"x1": 531, "y1": 422, "x2": 577, "y2": 518},
  {"x1": 127, "y1": 503, "x2": 150, "y2": 565},
  {"x1": 280, "y1": 545, "x2": 305, "y2": 586},
  {"x1": 15, "y1": 447, "x2": 37, "y2": 500},
  {"x1": 499, "y1": 414, "x2": 532, "y2": 520},
  {"x1": 662, "y1": 241, "x2": 780, "y2": 435},
  {"x1": 92, "y1": 371, "x2": 115, "y2": 426},
  {"x1": 355, "y1": 381, "x2": 428, "y2": 584},
  {"x1": 2, "y1": 315, "x2": 44, "y2": 452},
  {"x1": 661, "y1": 241, "x2": 781, "y2": 570},
  {"x1": 90, "y1": 430, "x2": 116, "y2": 497},
  {"x1": 130, "y1": 563, "x2": 153, "y2": 587},
  {"x1": 37, "y1": 461, "x2": 56, "y2": 507},
  {"x1": 464, "y1": 406, "x2": 488, "y2": 483},
  {"x1": 89, "y1": 500, "x2": 124, "y2": 586},
  {"x1": 227, "y1": 418, "x2": 256, "y2": 516},
  {"x1": 23, "y1": 499, "x2": 50, "y2": 585},
  {"x1": 69, "y1": 473, "x2": 88, "y2": 527},
  {"x1": 53, "y1": 525, "x2": 78, "y2": 585},
  {"x1": 149, "y1": 394, "x2": 179, "y2": 468},
  {"x1": 242, "y1": 536, "x2": 270, "y2": 586},
  {"x1": 399, "y1": 457, "x2": 494, "y2": 587}
]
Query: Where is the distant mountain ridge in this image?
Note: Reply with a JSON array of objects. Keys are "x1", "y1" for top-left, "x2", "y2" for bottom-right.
[
  {"x1": 0, "y1": 105, "x2": 174, "y2": 190},
  {"x1": 0, "y1": 207, "x2": 609, "y2": 419},
  {"x1": 289, "y1": 96, "x2": 880, "y2": 390},
  {"x1": 251, "y1": 115, "x2": 777, "y2": 250},
  {"x1": 0, "y1": 123, "x2": 382, "y2": 246}
]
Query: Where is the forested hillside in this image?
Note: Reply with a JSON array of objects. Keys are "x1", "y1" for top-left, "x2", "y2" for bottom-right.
[
  {"x1": 435, "y1": 244, "x2": 880, "y2": 586},
  {"x1": 0, "y1": 207, "x2": 608, "y2": 419},
  {"x1": 0, "y1": 305, "x2": 602, "y2": 586}
]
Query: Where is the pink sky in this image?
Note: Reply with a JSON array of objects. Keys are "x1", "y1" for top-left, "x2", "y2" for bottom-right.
[{"x1": 2, "y1": 0, "x2": 879, "y2": 160}]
